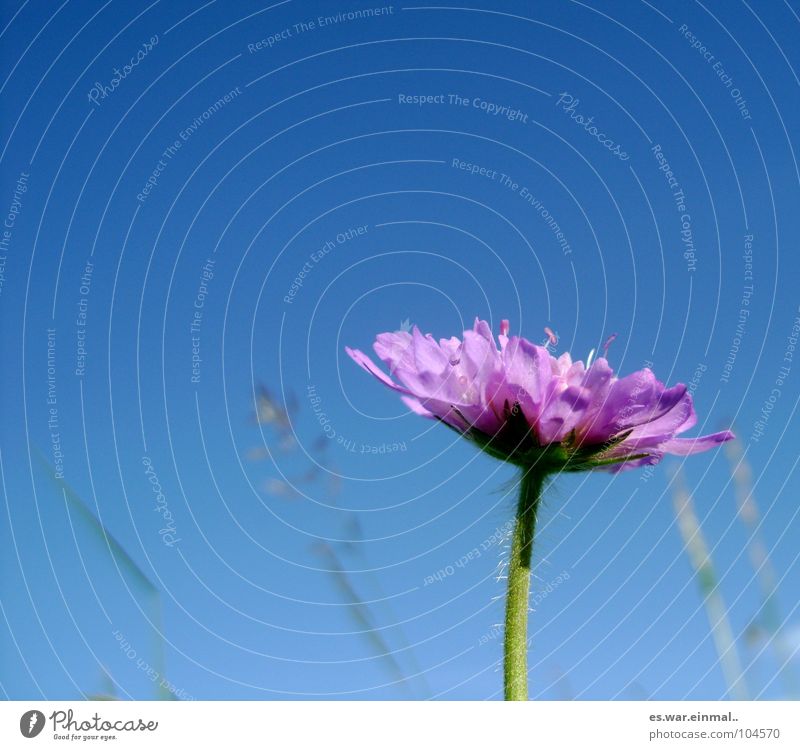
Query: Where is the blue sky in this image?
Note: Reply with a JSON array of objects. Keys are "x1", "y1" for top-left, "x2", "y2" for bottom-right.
[{"x1": 1, "y1": 0, "x2": 799, "y2": 700}]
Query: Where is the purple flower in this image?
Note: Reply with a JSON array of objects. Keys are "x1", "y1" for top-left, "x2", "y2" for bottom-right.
[{"x1": 346, "y1": 318, "x2": 733, "y2": 472}]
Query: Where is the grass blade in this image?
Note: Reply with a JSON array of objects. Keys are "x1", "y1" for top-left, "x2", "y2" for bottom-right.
[{"x1": 671, "y1": 467, "x2": 748, "y2": 699}]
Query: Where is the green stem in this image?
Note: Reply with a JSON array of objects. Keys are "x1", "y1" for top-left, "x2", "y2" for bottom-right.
[{"x1": 504, "y1": 468, "x2": 546, "y2": 701}]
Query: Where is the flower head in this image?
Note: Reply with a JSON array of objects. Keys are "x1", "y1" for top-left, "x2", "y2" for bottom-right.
[{"x1": 346, "y1": 318, "x2": 733, "y2": 472}]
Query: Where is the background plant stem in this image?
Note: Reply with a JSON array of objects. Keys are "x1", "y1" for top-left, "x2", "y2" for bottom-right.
[{"x1": 504, "y1": 468, "x2": 545, "y2": 701}]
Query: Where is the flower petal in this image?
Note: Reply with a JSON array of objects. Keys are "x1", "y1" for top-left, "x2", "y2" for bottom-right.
[
  {"x1": 472, "y1": 317, "x2": 496, "y2": 346},
  {"x1": 374, "y1": 331, "x2": 413, "y2": 372},
  {"x1": 401, "y1": 395, "x2": 434, "y2": 418},
  {"x1": 345, "y1": 347, "x2": 411, "y2": 395},
  {"x1": 624, "y1": 392, "x2": 697, "y2": 442},
  {"x1": 538, "y1": 384, "x2": 591, "y2": 443},
  {"x1": 660, "y1": 430, "x2": 735, "y2": 456},
  {"x1": 348, "y1": 323, "x2": 733, "y2": 473},
  {"x1": 581, "y1": 368, "x2": 687, "y2": 443},
  {"x1": 501, "y1": 337, "x2": 553, "y2": 407},
  {"x1": 412, "y1": 326, "x2": 449, "y2": 375}
]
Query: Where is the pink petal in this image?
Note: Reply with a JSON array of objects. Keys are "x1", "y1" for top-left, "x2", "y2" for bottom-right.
[
  {"x1": 660, "y1": 430, "x2": 735, "y2": 456},
  {"x1": 411, "y1": 326, "x2": 449, "y2": 375},
  {"x1": 374, "y1": 331, "x2": 413, "y2": 372},
  {"x1": 401, "y1": 395, "x2": 434, "y2": 418},
  {"x1": 345, "y1": 347, "x2": 411, "y2": 395}
]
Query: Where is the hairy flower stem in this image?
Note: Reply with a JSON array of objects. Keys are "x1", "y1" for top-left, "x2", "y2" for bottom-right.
[{"x1": 504, "y1": 468, "x2": 546, "y2": 701}]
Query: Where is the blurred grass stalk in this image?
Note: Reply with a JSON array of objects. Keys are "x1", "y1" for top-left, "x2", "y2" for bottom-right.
[
  {"x1": 314, "y1": 541, "x2": 426, "y2": 698},
  {"x1": 725, "y1": 439, "x2": 799, "y2": 698},
  {"x1": 337, "y1": 519, "x2": 431, "y2": 699},
  {"x1": 36, "y1": 449, "x2": 173, "y2": 700},
  {"x1": 671, "y1": 467, "x2": 748, "y2": 700}
]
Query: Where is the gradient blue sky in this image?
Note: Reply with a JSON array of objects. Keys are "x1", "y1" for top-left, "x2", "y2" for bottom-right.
[{"x1": 1, "y1": 0, "x2": 799, "y2": 700}]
